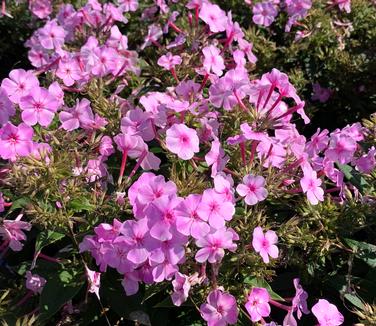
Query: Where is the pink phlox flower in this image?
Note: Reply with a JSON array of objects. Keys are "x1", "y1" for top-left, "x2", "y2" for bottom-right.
[
  {"x1": 300, "y1": 165, "x2": 324, "y2": 205},
  {"x1": 0, "y1": 123, "x2": 34, "y2": 161},
  {"x1": 59, "y1": 98, "x2": 95, "y2": 131},
  {"x1": 226, "y1": 11, "x2": 244, "y2": 42},
  {"x1": 85, "y1": 158, "x2": 109, "y2": 183},
  {"x1": 332, "y1": 0, "x2": 351, "y2": 13},
  {"x1": 48, "y1": 82, "x2": 64, "y2": 108},
  {"x1": 197, "y1": 189, "x2": 235, "y2": 229},
  {"x1": 252, "y1": 226, "x2": 278, "y2": 263},
  {"x1": 355, "y1": 146, "x2": 376, "y2": 174},
  {"x1": 0, "y1": 87, "x2": 15, "y2": 125},
  {"x1": 80, "y1": 36, "x2": 100, "y2": 69},
  {"x1": 175, "y1": 194, "x2": 210, "y2": 239},
  {"x1": 107, "y1": 26, "x2": 128, "y2": 51},
  {"x1": 0, "y1": 214, "x2": 31, "y2": 251},
  {"x1": 157, "y1": 52, "x2": 182, "y2": 71},
  {"x1": 166, "y1": 123, "x2": 200, "y2": 160},
  {"x1": 26, "y1": 271, "x2": 47, "y2": 294},
  {"x1": 199, "y1": 3, "x2": 228, "y2": 33},
  {"x1": 195, "y1": 227, "x2": 237, "y2": 263},
  {"x1": 1, "y1": 69, "x2": 39, "y2": 104},
  {"x1": 291, "y1": 278, "x2": 309, "y2": 319},
  {"x1": 91, "y1": 46, "x2": 119, "y2": 77},
  {"x1": 325, "y1": 133, "x2": 357, "y2": 164},
  {"x1": 252, "y1": 1, "x2": 278, "y2": 27},
  {"x1": 114, "y1": 133, "x2": 147, "y2": 159},
  {"x1": 175, "y1": 80, "x2": 201, "y2": 101},
  {"x1": 312, "y1": 299, "x2": 344, "y2": 326},
  {"x1": 312, "y1": 83, "x2": 332, "y2": 103},
  {"x1": 306, "y1": 128, "x2": 329, "y2": 157},
  {"x1": 236, "y1": 175, "x2": 268, "y2": 205},
  {"x1": 19, "y1": 87, "x2": 59, "y2": 127},
  {"x1": 119, "y1": 218, "x2": 156, "y2": 265},
  {"x1": 257, "y1": 137, "x2": 286, "y2": 168},
  {"x1": 200, "y1": 289, "x2": 238, "y2": 326},
  {"x1": 146, "y1": 195, "x2": 183, "y2": 241},
  {"x1": 342, "y1": 122, "x2": 365, "y2": 142},
  {"x1": 205, "y1": 139, "x2": 229, "y2": 177},
  {"x1": 141, "y1": 24, "x2": 163, "y2": 50},
  {"x1": 245, "y1": 287, "x2": 271, "y2": 322},
  {"x1": 119, "y1": 0, "x2": 139, "y2": 12},
  {"x1": 202, "y1": 45, "x2": 225, "y2": 76},
  {"x1": 38, "y1": 20, "x2": 66, "y2": 50},
  {"x1": 29, "y1": 0, "x2": 52, "y2": 19},
  {"x1": 56, "y1": 57, "x2": 83, "y2": 87},
  {"x1": 99, "y1": 136, "x2": 115, "y2": 157},
  {"x1": 128, "y1": 173, "x2": 177, "y2": 218},
  {"x1": 85, "y1": 266, "x2": 101, "y2": 299},
  {"x1": 171, "y1": 272, "x2": 191, "y2": 306},
  {"x1": 238, "y1": 38, "x2": 257, "y2": 63},
  {"x1": 122, "y1": 271, "x2": 140, "y2": 296},
  {"x1": 285, "y1": 0, "x2": 312, "y2": 19},
  {"x1": 275, "y1": 125, "x2": 307, "y2": 158},
  {"x1": 214, "y1": 173, "x2": 235, "y2": 203},
  {"x1": 199, "y1": 116, "x2": 219, "y2": 142}
]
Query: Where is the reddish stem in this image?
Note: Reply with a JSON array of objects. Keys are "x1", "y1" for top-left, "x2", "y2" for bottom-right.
[
  {"x1": 249, "y1": 140, "x2": 259, "y2": 165},
  {"x1": 169, "y1": 22, "x2": 183, "y2": 34},
  {"x1": 117, "y1": 150, "x2": 128, "y2": 185},
  {"x1": 269, "y1": 299, "x2": 292, "y2": 312},
  {"x1": 233, "y1": 90, "x2": 248, "y2": 112},
  {"x1": 199, "y1": 73, "x2": 210, "y2": 92},
  {"x1": 170, "y1": 68, "x2": 179, "y2": 83},
  {"x1": 239, "y1": 142, "x2": 247, "y2": 166},
  {"x1": 15, "y1": 291, "x2": 34, "y2": 307},
  {"x1": 128, "y1": 151, "x2": 147, "y2": 180},
  {"x1": 38, "y1": 253, "x2": 61, "y2": 263},
  {"x1": 3, "y1": 202, "x2": 12, "y2": 207}
]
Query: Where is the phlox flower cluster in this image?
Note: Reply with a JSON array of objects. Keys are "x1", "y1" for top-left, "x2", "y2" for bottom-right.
[{"x1": 0, "y1": 0, "x2": 368, "y2": 324}]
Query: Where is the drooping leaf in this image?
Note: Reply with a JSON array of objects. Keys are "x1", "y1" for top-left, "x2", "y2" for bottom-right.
[{"x1": 68, "y1": 198, "x2": 95, "y2": 213}]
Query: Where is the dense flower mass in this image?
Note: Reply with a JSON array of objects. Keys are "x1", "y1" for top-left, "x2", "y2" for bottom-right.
[{"x1": 0, "y1": 0, "x2": 373, "y2": 325}]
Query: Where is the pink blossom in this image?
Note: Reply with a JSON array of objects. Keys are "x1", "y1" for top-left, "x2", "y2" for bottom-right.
[
  {"x1": 121, "y1": 108, "x2": 154, "y2": 142},
  {"x1": 355, "y1": 147, "x2": 376, "y2": 174},
  {"x1": 175, "y1": 194, "x2": 210, "y2": 239},
  {"x1": 38, "y1": 20, "x2": 66, "y2": 50},
  {"x1": 245, "y1": 287, "x2": 271, "y2": 322},
  {"x1": 19, "y1": 87, "x2": 59, "y2": 127},
  {"x1": 202, "y1": 45, "x2": 225, "y2": 76},
  {"x1": 300, "y1": 166, "x2": 324, "y2": 205},
  {"x1": 119, "y1": 0, "x2": 139, "y2": 12},
  {"x1": 195, "y1": 227, "x2": 237, "y2": 263},
  {"x1": 0, "y1": 214, "x2": 31, "y2": 251},
  {"x1": 325, "y1": 133, "x2": 357, "y2": 164},
  {"x1": 59, "y1": 99, "x2": 95, "y2": 131},
  {"x1": 26, "y1": 271, "x2": 46, "y2": 294},
  {"x1": 252, "y1": 226, "x2": 278, "y2": 263},
  {"x1": 333, "y1": 0, "x2": 351, "y2": 13},
  {"x1": 157, "y1": 52, "x2": 182, "y2": 70},
  {"x1": 0, "y1": 193, "x2": 5, "y2": 213},
  {"x1": 199, "y1": 3, "x2": 228, "y2": 33},
  {"x1": 197, "y1": 189, "x2": 235, "y2": 229},
  {"x1": 166, "y1": 123, "x2": 200, "y2": 160},
  {"x1": 29, "y1": 0, "x2": 52, "y2": 19},
  {"x1": 92, "y1": 47, "x2": 119, "y2": 77},
  {"x1": 252, "y1": 2, "x2": 278, "y2": 27},
  {"x1": 114, "y1": 133, "x2": 146, "y2": 159},
  {"x1": 312, "y1": 299, "x2": 344, "y2": 326},
  {"x1": 306, "y1": 128, "x2": 329, "y2": 157},
  {"x1": 200, "y1": 289, "x2": 238, "y2": 326},
  {"x1": 146, "y1": 195, "x2": 183, "y2": 241},
  {"x1": 171, "y1": 272, "x2": 191, "y2": 306},
  {"x1": 56, "y1": 58, "x2": 82, "y2": 87},
  {"x1": 312, "y1": 83, "x2": 332, "y2": 103},
  {"x1": 86, "y1": 267, "x2": 101, "y2": 299},
  {"x1": 0, "y1": 123, "x2": 34, "y2": 161},
  {"x1": 205, "y1": 139, "x2": 229, "y2": 177},
  {"x1": 236, "y1": 175, "x2": 268, "y2": 205},
  {"x1": 214, "y1": 174, "x2": 235, "y2": 203},
  {"x1": 1, "y1": 69, "x2": 39, "y2": 104},
  {"x1": 99, "y1": 136, "x2": 115, "y2": 157},
  {"x1": 141, "y1": 24, "x2": 163, "y2": 49},
  {"x1": 0, "y1": 87, "x2": 15, "y2": 125},
  {"x1": 238, "y1": 39, "x2": 257, "y2": 63}
]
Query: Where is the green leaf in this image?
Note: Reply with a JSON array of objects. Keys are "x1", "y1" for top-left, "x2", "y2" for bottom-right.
[
  {"x1": 337, "y1": 164, "x2": 370, "y2": 194},
  {"x1": 344, "y1": 293, "x2": 365, "y2": 310},
  {"x1": 344, "y1": 238, "x2": 376, "y2": 268},
  {"x1": 244, "y1": 277, "x2": 285, "y2": 301},
  {"x1": 38, "y1": 269, "x2": 84, "y2": 322},
  {"x1": 68, "y1": 198, "x2": 95, "y2": 213},
  {"x1": 6, "y1": 197, "x2": 31, "y2": 213},
  {"x1": 35, "y1": 230, "x2": 65, "y2": 254}
]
